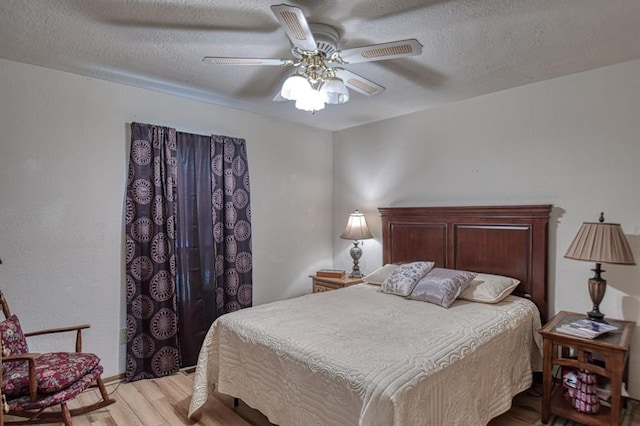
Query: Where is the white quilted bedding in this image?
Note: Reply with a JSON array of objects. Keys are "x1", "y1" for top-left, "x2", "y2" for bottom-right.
[{"x1": 189, "y1": 283, "x2": 542, "y2": 426}]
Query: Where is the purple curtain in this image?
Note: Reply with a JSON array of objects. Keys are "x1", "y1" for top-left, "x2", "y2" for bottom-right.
[
  {"x1": 125, "y1": 124, "x2": 252, "y2": 379},
  {"x1": 211, "y1": 135, "x2": 252, "y2": 313},
  {"x1": 125, "y1": 123, "x2": 180, "y2": 381},
  {"x1": 174, "y1": 132, "x2": 217, "y2": 367}
]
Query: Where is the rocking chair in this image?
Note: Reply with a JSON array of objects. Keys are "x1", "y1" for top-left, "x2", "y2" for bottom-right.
[{"x1": 0, "y1": 290, "x2": 115, "y2": 425}]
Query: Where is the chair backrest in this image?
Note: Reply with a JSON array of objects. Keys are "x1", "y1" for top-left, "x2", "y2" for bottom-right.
[
  {"x1": 0, "y1": 290, "x2": 11, "y2": 319},
  {"x1": 0, "y1": 291, "x2": 29, "y2": 360}
]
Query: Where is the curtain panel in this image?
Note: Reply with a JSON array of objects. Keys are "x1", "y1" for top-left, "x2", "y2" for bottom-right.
[
  {"x1": 125, "y1": 123, "x2": 252, "y2": 380},
  {"x1": 125, "y1": 123, "x2": 180, "y2": 381},
  {"x1": 211, "y1": 135, "x2": 252, "y2": 314},
  {"x1": 175, "y1": 132, "x2": 216, "y2": 367}
]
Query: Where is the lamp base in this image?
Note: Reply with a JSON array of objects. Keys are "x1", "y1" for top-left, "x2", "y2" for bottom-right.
[
  {"x1": 348, "y1": 240, "x2": 363, "y2": 278},
  {"x1": 587, "y1": 309, "x2": 605, "y2": 323},
  {"x1": 587, "y1": 273, "x2": 607, "y2": 323}
]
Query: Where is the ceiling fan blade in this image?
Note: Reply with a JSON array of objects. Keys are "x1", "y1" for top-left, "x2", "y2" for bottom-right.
[
  {"x1": 334, "y1": 69, "x2": 385, "y2": 96},
  {"x1": 270, "y1": 4, "x2": 317, "y2": 52},
  {"x1": 272, "y1": 91, "x2": 287, "y2": 102},
  {"x1": 337, "y1": 39, "x2": 422, "y2": 64},
  {"x1": 203, "y1": 56, "x2": 290, "y2": 66}
]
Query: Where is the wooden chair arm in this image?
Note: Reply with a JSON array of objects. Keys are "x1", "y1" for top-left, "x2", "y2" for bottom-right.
[
  {"x1": 2, "y1": 353, "x2": 41, "y2": 402},
  {"x1": 25, "y1": 324, "x2": 90, "y2": 352},
  {"x1": 2, "y1": 352, "x2": 42, "y2": 362},
  {"x1": 25, "y1": 324, "x2": 90, "y2": 336}
]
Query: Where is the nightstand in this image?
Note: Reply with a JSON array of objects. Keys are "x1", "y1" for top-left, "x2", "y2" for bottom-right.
[
  {"x1": 539, "y1": 311, "x2": 635, "y2": 426},
  {"x1": 311, "y1": 275, "x2": 363, "y2": 293}
]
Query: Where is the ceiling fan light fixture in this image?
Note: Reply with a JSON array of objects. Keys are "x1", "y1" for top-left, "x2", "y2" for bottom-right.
[
  {"x1": 205, "y1": 5, "x2": 420, "y2": 113},
  {"x1": 320, "y1": 77, "x2": 349, "y2": 104},
  {"x1": 281, "y1": 74, "x2": 311, "y2": 100},
  {"x1": 295, "y1": 89, "x2": 325, "y2": 112}
]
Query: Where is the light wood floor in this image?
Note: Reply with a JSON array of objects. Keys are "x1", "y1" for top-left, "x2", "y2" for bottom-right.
[{"x1": 4, "y1": 372, "x2": 638, "y2": 425}]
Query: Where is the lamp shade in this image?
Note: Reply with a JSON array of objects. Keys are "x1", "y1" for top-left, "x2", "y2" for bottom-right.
[
  {"x1": 564, "y1": 222, "x2": 636, "y2": 265},
  {"x1": 340, "y1": 210, "x2": 373, "y2": 241},
  {"x1": 320, "y1": 77, "x2": 349, "y2": 104},
  {"x1": 295, "y1": 89, "x2": 325, "y2": 112},
  {"x1": 281, "y1": 74, "x2": 311, "y2": 101}
]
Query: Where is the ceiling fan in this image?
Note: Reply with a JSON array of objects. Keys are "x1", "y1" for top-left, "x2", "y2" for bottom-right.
[{"x1": 203, "y1": 4, "x2": 423, "y2": 112}]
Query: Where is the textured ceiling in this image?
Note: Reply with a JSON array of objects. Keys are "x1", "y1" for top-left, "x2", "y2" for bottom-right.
[{"x1": 1, "y1": 0, "x2": 639, "y2": 131}]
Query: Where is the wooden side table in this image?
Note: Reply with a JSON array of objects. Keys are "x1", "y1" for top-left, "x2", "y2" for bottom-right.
[
  {"x1": 310, "y1": 275, "x2": 363, "y2": 293},
  {"x1": 539, "y1": 311, "x2": 635, "y2": 426}
]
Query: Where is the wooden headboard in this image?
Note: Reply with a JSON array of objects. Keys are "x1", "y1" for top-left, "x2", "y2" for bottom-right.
[{"x1": 379, "y1": 205, "x2": 552, "y2": 321}]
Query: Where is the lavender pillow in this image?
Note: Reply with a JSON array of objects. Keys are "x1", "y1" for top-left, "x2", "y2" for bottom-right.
[
  {"x1": 380, "y1": 261, "x2": 434, "y2": 296},
  {"x1": 409, "y1": 268, "x2": 477, "y2": 308}
]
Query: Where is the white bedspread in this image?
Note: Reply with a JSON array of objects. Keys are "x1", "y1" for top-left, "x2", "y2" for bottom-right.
[{"x1": 189, "y1": 284, "x2": 542, "y2": 426}]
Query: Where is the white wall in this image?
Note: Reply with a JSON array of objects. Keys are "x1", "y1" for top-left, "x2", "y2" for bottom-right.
[
  {"x1": 333, "y1": 59, "x2": 640, "y2": 396},
  {"x1": 0, "y1": 58, "x2": 334, "y2": 378}
]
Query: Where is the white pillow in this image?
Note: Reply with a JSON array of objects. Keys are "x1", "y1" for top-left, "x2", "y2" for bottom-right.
[
  {"x1": 458, "y1": 273, "x2": 520, "y2": 303},
  {"x1": 363, "y1": 264, "x2": 400, "y2": 285},
  {"x1": 380, "y1": 261, "x2": 435, "y2": 296}
]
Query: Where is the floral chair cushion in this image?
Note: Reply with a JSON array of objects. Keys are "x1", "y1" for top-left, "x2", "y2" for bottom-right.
[
  {"x1": 2, "y1": 352, "x2": 101, "y2": 396},
  {"x1": 0, "y1": 314, "x2": 30, "y2": 373},
  {"x1": 6, "y1": 365, "x2": 104, "y2": 411}
]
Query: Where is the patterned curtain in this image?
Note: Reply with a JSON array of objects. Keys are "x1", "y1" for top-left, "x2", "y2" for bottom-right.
[
  {"x1": 125, "y1": 123, "x2": 180, "y2": 381},
  {"x1": 124, "y1": 125, "x2": 252, "y2": 380},
  {"x1": 211, "y1": 135, "x2": 252, "y2": 313}
]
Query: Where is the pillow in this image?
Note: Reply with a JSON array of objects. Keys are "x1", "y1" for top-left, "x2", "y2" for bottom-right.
[
  {"x1": 458, "y1": 273, "x2": 521, "y2": 303},
  {"x1": 408, "y1": 268, "x2": 477, "y2": 308},
  {"x1": 1, "y1": 314, "x2": 29, "y2": 373},
  {"x1": 380, "y1": 261, "x2": 434, "y2": 296},
  {"x1": 363, "y1": 264, "x2": 400, "y2": 285}
]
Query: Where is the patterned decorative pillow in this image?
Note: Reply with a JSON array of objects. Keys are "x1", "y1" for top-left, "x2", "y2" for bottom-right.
[
  {"x1": 363, "y1": 264, "x2": 400, "y2": 285},
  {"x1": 380, "y1": 261, "x2": 434, "y2": 296},
  {"x1": 1, "y1": 314, "x2": 30, "y2": 373},
  {"x1": 458, "y1": 273, "x2": 521, "y2": 303},
  {"x1": 409, "y1": 268, "x2": 477, "y2": 308}
]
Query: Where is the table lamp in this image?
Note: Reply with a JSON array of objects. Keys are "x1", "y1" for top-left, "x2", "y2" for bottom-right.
[
  {"x1": 339, "y1": 210, "x2": 373, "y2": 278},
  {"x1": 564, "y1": 213, "x2": 636, "y2": 322}
]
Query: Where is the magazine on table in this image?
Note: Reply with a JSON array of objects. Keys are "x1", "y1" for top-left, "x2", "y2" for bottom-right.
[{"x1": 556, "y1": 318, "x2": 618, "y2": 339}]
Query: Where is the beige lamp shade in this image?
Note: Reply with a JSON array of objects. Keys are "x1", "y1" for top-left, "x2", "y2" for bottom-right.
[
  {"x1": 340, "y1": 210, "x2": 373, "y2": 241},
  {"x1": 564, "y1": 222, "x2": 636, "y2": 265}
]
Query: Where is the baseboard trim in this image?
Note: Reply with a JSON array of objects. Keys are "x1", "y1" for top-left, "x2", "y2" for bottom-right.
[
  {"x1": 102, "y1": 368, "x2": 193, "y2": 384},
  {"x1": 103, "y1": 373, "x2": 125, "y2": 384}
]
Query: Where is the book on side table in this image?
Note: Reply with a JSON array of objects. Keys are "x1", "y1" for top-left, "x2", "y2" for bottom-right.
[
  {"x1": 316, "y1": 269, "x2": 346, "y2": 279},
  {"x1": 556, "y1": 318, "x2": 618, "y2": 339}
]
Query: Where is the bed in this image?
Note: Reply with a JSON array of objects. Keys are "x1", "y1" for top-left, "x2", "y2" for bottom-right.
[{"x1": 189, "y1": 204, "x2": 552, "y2": 425}]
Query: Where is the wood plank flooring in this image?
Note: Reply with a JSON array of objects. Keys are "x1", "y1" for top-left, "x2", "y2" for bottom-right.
[{"x1": 4, "y1": 372, "x2": 638, "y2": 425}]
